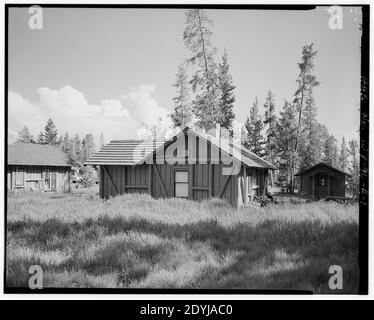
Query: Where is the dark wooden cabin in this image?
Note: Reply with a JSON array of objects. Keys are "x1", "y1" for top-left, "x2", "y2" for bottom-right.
[
  {"x1": 7, "y1": 144, "x2": 71, "y2": 192},
  {"x1": 86, "y1": 127, "x2": 276, "y2": 207},
  {"x1": 297, "y1": 162, "x2": 349, "y2": 199}
]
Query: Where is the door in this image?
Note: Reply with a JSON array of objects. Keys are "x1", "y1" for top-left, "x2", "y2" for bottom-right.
[
  {"x1": 174, "y1": 170, "x2": 189, "y2": 198},
  {"x1": 315, "y1": 174, "x2": 328, "y2": 196},
  {"x1": 44, "y1": 170, "x2": 57, "y2": 191}
]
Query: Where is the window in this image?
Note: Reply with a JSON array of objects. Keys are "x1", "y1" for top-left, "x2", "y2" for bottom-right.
[
  {"x1": 15, "y1": 170, "x2": 24, "y2": 186},
  {"x1": 44, "y1": 170, "x2": 57, "y2": 191},
  {"x1": 320, "y1": 178, "x2": 325, "y2": 186},
  {"x1": 26, "y1": 171, "x2": 42, "y2": 181},
  {"x1": 174, "y1": 171, "x2": 188, "y2": 198},
  {"x1": 51, "y1": 172, "x2": 57, "y2": 190}
]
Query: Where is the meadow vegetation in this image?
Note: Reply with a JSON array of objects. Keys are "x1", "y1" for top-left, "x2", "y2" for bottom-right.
[{"x1": 6, "y1": 192, "x2": 359, "y2": 293}]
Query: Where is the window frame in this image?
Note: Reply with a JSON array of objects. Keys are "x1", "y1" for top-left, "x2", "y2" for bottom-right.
[
  {"x1": 173, "y1": 168, "x2": 189, "y2": 199},
  {"x1": 14, "y1": 168, "x2": 24, "y2": 187},
  {"x1": 44, "y1": 169, "x2": 57, "y2": 191}
]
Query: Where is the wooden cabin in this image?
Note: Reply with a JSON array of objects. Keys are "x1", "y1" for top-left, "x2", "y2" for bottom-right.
[
  {"x1": 86, "y1": 127, "x2": 276, "y2": 207},
  {"x1": 7, "y1": 143, "x2": 71, "y2": 192},
  {"x1": 297, "y1": 162, "x2": 349, "y2": 199}
]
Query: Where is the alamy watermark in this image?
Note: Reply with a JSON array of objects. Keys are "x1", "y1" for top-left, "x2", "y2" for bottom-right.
[
  {"x1": 328, "y1": 6, "x2": 343, "y2": 30},
  {"x1": 28, "y1": 265, "x2": 43, "y2": 289},
  {"x1": 328, "y1": 265, "x2": 343, "y2": 290},
  {"x1": 132, "y1": 125, "x2": 243, "y2": 175},
  {"x1": 28, "y1": 5, "x2": 43, "y2": 30}
]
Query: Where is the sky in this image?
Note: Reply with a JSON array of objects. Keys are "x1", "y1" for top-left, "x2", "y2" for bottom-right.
[{"x1": 8, "y1": 6, "x2": 362, "y2": 146}]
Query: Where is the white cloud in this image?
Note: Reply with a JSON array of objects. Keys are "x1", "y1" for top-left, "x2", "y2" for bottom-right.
[
  {"x1": 122, "y1": 84, "x2": 170, "y2": 125},
  {"x1": 8, "y1": 85, "x2": 171, "y2": 145}
]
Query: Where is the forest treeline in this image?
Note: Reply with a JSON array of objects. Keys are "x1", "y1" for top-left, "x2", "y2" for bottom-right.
[{"x1": 16, "y1": 119, "x2": 100, "y2": 168}]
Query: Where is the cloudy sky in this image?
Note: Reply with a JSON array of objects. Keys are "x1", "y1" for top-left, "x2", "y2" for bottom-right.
[{"x1": 8, "y1": 6, "x2": 362, "y2": 145}]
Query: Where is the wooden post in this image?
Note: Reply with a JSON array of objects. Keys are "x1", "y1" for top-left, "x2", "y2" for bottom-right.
[
  {"x1": 248, "y1": 169, "x2": 252, "y2": 202},
  {"x1": 11, "y1": 171, "x2": 15, "y2": 190},
  {"x1": 244, "y1": 167, "x2": 248, "y2": 206},
  {"x1": 41, "y1": 171, "x2": 45, "y2": 192},
  {"x1": 263, "y1": 170, "x2": 268, "y2": 196},
  {"x1": 209, "y1": 164, "x2": 214, "y2": 198},
  {"x1": 327, "y1": 175, "x2": 331, "y2": 196},
  {"x1": 124, "y1": 166, "x2": 127, "y2": 193},
  {"x1": 312, "y1": 174, "x2": 315, "y2": 197},
  {"x1": 189, "y1": 165, "x2": 193, "y2": 200},
  {"x1": 148, "y1": 165, "x2": 153, "y2": 195},
  {"x1": 238, "y1": 175, "x2": 243, "y2": 208},
  {"x1": 99, "y1": 166, "x2": 104, "y2": 198}
]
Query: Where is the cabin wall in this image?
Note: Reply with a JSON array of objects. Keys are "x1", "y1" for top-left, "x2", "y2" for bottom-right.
[
  {"x1": 7, "y1": 165, "x2": 70, "y2": 192},
  {"x1": 237, "y1": 167, "x2": 267, "y2": 207},
  {"x1": 100, "y1": 165, "x2": 149, "y2": 199},
  {"x1": 300, "y1": 167, "x2": 345, "y2": 198},
  {"x1": 98, "y1": 131, "x2": 272, "y2": 207},
  {"x1": 100, "y1": 163, "x2": 272, "y2": 208},
  {"x1": 100, "y1": 163, "x2": 240, "y2": 207},
  {"x1": 330, "y1": 174, "x2": 345, "y2": 197}
]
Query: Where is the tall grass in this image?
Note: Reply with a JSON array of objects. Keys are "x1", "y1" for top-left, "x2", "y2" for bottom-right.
[{"x1": 6, "y1": 192, "x2": 359, "y2": 292}]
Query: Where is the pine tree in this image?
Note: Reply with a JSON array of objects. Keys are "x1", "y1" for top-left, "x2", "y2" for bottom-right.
[
  {"x1": 37, "y1": 131, "x2": 45, "y2": 144},
  {"x1": 217, "y1": 50, "x2": 235, "y2": 131},
  {"x1": 170, "y1": 64, "x2": 192, "y2": 129},
  {"x1": 42, "y1": 118, "x2": 58, "y2": 145},
  {"x1": 263, "y1": 91, "x2": 277, "y2": 186},
  {"x1": 275, "y1": 101, "x2": 298, "y2": 192},
  {"x1": 70, "y1": 134, "x2": 83, "y2": 167},
  {"x1": 82, "y1": 134, "x2": 95, "y2": 163},
  {"x1": 263, "y1": 91, "x2": 277, "y2": 163},
  {"x1": 183, "y1": 9, "x2": 220, "y2": 131},
  {"x1": 61, "y1": 132, "x2": 70, "y2": 153},
  {"x1": 323, "y1": 134, "x2": 339, "y2": 167},
  {"x1": 16, "y1": 126, "x2": 35, "y2": 143},
  {"x1": 61, "y1": 133, "x2": 74, "y2": 165},
  {"x1": 293, "y1": 44, "x2": 319, "y2": 173},
  {"x1": 339, "y1": 137, "x2": 349, "y2": 171},
  {"x1": 348, "y1": 139, "x2": 359, "y2": 198},
  {"x1": 57, "y1": 134, "x2": 62, "y2": 145},
  {"x1": 243, "y1": 97, "x2": 265, "y2": 156},
  {"x1": 298, "y1": 96, "x2": 323, "y2": 169}
]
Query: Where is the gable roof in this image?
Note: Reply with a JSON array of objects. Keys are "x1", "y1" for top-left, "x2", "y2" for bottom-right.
[
  {"x1": 8, "y1": 143, "x2": 71, "y2": 167},
  {"x1": 195, "y1": 129, "x2": 277, "y2": 170},
  {"x1": 85, "y1": 127, "x2": 277, "y2": 170},
  {"x1": 296, "y1": 162, "x2": 350, "y2": 176}
]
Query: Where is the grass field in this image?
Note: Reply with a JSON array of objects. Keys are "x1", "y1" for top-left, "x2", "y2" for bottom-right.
[{"x1": 6, "y1": 192, "x2": 359, "y2": 293}]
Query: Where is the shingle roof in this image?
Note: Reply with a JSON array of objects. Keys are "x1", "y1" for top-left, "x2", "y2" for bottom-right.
[
  {"x1": 84, "y1": 140, "x2": 164, "y2": 165},
  {"x1": 85, "y1": 127, "x2": 277, "y2": 170},
  {"x1": 296, "y1": 162, "x2": 350, "y2": 176},
  {"x1": 196, "y1": 131, "x2": 277, "y2": 170},
  {"x1": 8, "y1": 143, "x2": 71, "y2": 167}
]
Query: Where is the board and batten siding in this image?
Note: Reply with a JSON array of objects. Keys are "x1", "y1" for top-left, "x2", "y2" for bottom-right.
[
  {"x1": 7, "y1": 165, "x2": 70, "y2": 192},
  {"x1": 299, "y1": 165, "x2": 346, "y2": 198},
  {"x1": 99, "y1": 163, "x2": 268, "y2": 207}
]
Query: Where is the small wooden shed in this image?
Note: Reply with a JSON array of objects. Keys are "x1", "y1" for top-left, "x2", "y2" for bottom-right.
[
  {"x1": 7, "y1": 143, "x2": 71, "y2": 192},
  {"x1": 86, "y1": 127, "x2": 277, "y2": 207},
  {"x1": 297, "y1": 162, "x2": 349, "y2": 199}
]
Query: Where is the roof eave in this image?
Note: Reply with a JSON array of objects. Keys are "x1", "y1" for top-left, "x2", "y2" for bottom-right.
[{"x1": 8, "y1": 163, "x2": 71, "y2": 167}]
